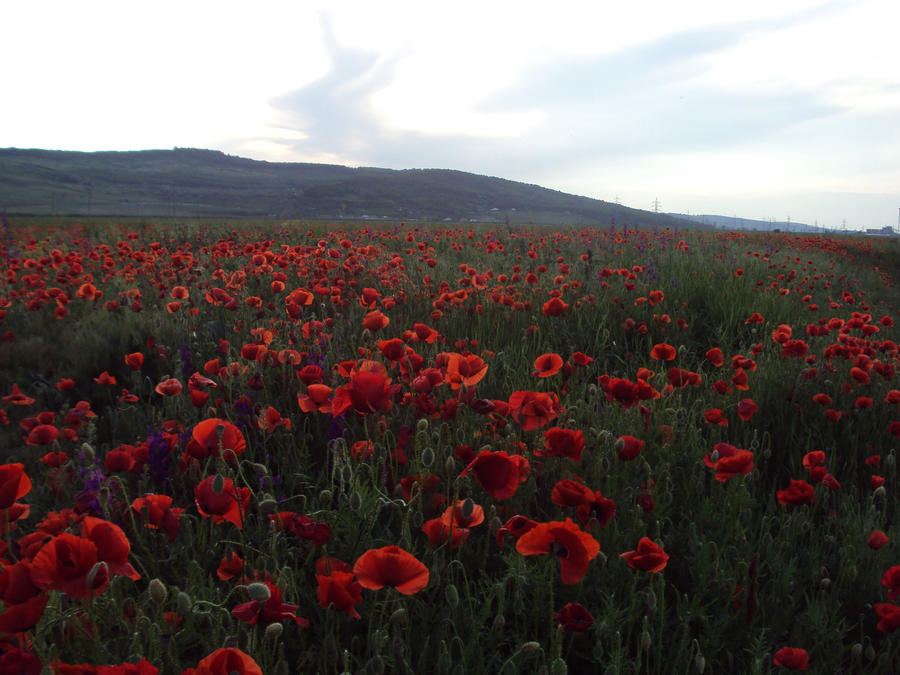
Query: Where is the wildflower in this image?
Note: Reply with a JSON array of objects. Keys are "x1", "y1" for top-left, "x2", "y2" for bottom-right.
[
  {"x1": 516, "y1": 518, "x2": 600, "y2": 584},
  {"x1": 316, "y1": 570, "x2": 363, "y2": 619},
  {"x1": 537, "y1": 427, "x2": 585, "y2": 461},
  {"x1": 615, "y1": 435, "x2": 644, "y2": 461},
  {"x1": 124, "y1": 352, "x2": 144, "y2": 371},
  {"x1": 620, "y1": 537, "x2": 669, "y2": 573},
  {"x1": 772, "y1": 646, "x2": 809, "y2": 670},
  {"x1": 186, "y1": 418, "x2": 246, "y2": 462},
  {"x1": 30, "y1": 533, "x2": 109, "y2": 598},
  {"x1": 868, "y1": 530, "x2": 889, "y2": 550},
  {"x1": 554, "y1": 602, "x2": 595, "y2": 633},
  {"x1": 533, "y1": 353, "x2": 564, "y2": 377},
  {"x1": 0, "y1": 463, "x2": 31, "y2": 509},
  {"x1": 232, "y1": 581, "x2": 309, "y2": 627},
  {"x1": 776, "y1": 479, "x2": 815, "y2": 505},
  {"x1": 736, "y1": 398, "x2": 758, "y2": 421},
  {"x1": 704, "y1": 443, "x2": 754, "y2": 482},
  {"x1": 650, "y1": 343, "x2": 676, "y2": 361},
  {"x1": 154, "y1": 378, "x2": 183, "y2": 396},
  {"x1": 875, "y1": 603, "x2": 900, "y2": 632},
  {"x1": 353, "y1": 545, "x2": 429, "y2": 595},
  {"x1": 460, "y1": 450, "x2": 530, "y2": 500},
  {"x1": 194, "y1": 476, "x2": 251, "y2": 529},
  {"x1": 131, "y1": 494, "x2": 183, "y2": 543},
  {"x1": 193, "y1": 647, "x2": 263, "y2": 675}
]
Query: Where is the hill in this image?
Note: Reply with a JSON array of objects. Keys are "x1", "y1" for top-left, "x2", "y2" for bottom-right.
[{"x1": 0, "y1": 147, "x2": 694, "y2": 227}]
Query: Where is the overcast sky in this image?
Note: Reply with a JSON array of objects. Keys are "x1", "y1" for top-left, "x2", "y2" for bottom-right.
[{"x1": 3, "y1": 0, "x2": 899, "y2": 228}]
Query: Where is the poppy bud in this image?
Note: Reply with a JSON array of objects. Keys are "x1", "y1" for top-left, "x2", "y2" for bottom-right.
[
  {"x1": 81, "y1": 443, "x2": 95, "y2": 462},
  {"x1": 445, "y1": 584, "x2": 459, "y2": 608},
  {"x1": 519, "y1": 642, "x2": 542, "y2": 656},
  {"x1": 342, "y1": 465, "x2": 353, "y2": 484},
  {"x1": 349, "y1": 491, "x2": 362, "y2": 512},
  {"x1": 87, "y1": 561, "x2": 108, "y2": 591},
  {"x1": 410, "y1": 510, "x2": 423, "y2": 529},
  {"x1": 614, "y1": 438, "x2": 625, "y2": 454},
  {"x1": 874, "y1": 486, "x2": 887, "y2": 499},
  {"x1": 258, "y1": 498, "x2": 278, "y2": 514},
  {"x1": 709, "y1": 449, "x2": 719, "y2": 463},
  {"x1": 421, "y1": 446, "x2": 435, "y2": 467},
  {"x1": 886, "y1": 454, "x2": 895, "y2": 468},
  {"x1": 640, "y1": 630, "x2": 652, "y2": 651},
  {"x1": 493, "y1": 614, "x2": 506, "y2": 630},
  {"x1": 176, "y1": 591, "x2": 192, "y2": 615},
  {"x1": 248, "y1": 582, "x2": 271, "y2": 602},
  {"x1": 445, "y1": 456, "x2": 457, "y2": 475},
  {"x1": 460, "y1": 498, "x2": 475, "y2": 520},
  {"x1": 319, "y1": 489, "x2": 333, "y2": 507},
  {"x1": 264, "y1": 622, "x2": 284, "y2": 641},
  {"x1": 149, "y1": 578, "x2": 167, "y2": 605},
  {"x1": 248, "y1": 462, "x2": 268, "y2": 475},
  {"x1": 694, "y1": 654, "x2": 706, "y2": 673},
  {"x1": 390, "y1": 607, "x2": 408, "y2": 627},
  {"x1": 212, "y1": 473, "x2": 225, "y2": 494},
  {"x1": 851, "y1": 643, "x2": 862, "y2": 660},
  {"x1": 550, "y1": 657, "x2": 568, "y2": 675},
  {"x1": 416, "y1": 418, "x2": 429, "y2": 433},
  {"x1": 865, "y1": 644, "x2": 876, "y2": 661}
]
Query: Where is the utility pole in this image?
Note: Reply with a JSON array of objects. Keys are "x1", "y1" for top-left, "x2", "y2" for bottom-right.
[{"x1": 652, "y1": 198, "x2": 660, "y2": 213}]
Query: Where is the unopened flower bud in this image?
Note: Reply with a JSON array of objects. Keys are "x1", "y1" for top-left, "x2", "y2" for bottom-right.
[
  {"x1": 550, "y1": 657, "x2": 568, "y2": 675},
  {"x1": 319, "y1": 489, "x2": 333, "y2": 508},
  {"x1": 148, "y1": 578, "x2": 167, "y2": 605},
  {"x1": 421, "y1": 446, "x2": 435, "y2": 467},
  {"x1": 349, "y1": 491, "x2": 362, "y2": 512},
  {"x1": 445, "y1": 584, "x2": 459, "y2": 608},
  {"x1": 212, "y1": 473, "x2": 225, "y2": 494},
  {"x1": 416, "y1": 418, "x2": 429, "y2": 433},
  {"x1": 80, "y1": 443, "x2": 95, "y2": 462},
  {"x1": 86, "y1": 561, "x2": 108, "y2": 591},
  {"x1": 264, "y1": 622, "x2": 284, "y2": 641},
  {"x1": 390, "y1": 608, "x2": 408, "y2": 627},
  {"x1": 520, "y1": 641, "x2": 542, "y2": 656},
  {"x1": 694, "y1": 654, "x2": 706, "y2": 673},
  {"x1": 176, "y1": 591, "x2": 192, "y2": 615},
  {"x1": 258, "y1": 498, "x2": 278, "y2": 514},
  {"x1": 247, "y1": 582, "x2": 271, "y2": 602},
  {"x1": 460, "y1": 498, "x2": 475, "y2": 520},
  {"x1": 640, "y1": 631, "x2": 652, "y2": 651}
]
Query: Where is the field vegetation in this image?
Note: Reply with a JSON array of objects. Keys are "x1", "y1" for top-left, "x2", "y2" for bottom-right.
[{"x1": 1, "y1": 218, "x2": 900, "y2": 673}]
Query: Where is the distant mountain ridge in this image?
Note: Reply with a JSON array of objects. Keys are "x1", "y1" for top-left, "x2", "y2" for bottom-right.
[
  {"x1": 671, "y1": 213, "x2": 829, "y2": 233},
  {"x1": 0, "y1": 147, "x2": 694, "y2": 227}
]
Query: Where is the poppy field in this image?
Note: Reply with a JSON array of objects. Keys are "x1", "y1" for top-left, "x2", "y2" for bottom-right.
[{"x1": 2, "y1": 218, "x2": 900, "y2": 673}]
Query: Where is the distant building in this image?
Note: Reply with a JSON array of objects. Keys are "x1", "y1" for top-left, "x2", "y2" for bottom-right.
[{"x1": 865, "y1": 226, "x2": 897, "y2": 236}]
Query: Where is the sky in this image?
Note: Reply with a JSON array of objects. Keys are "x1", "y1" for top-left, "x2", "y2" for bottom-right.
[{"x1": 3, "y1": 0, "x2": 899, "y2": 229}]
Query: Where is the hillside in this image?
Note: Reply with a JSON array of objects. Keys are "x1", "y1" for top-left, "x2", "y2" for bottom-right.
[{"x1": 0, "y1": 147, "x2": 693, "y2": 227}]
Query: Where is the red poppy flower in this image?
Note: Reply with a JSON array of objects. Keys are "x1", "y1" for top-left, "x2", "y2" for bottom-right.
[
  {"x1": 551, "y1": 479, "x2": 595, "y2": 507},
  {"x1": 516, "y1": 518, "x2": 600, "y2": 584},
  {"x1": 598, "y1": 376, "x2": 639, "y2": 409},
  {"x1": 186, "y1": 419, "x2": 246, "y2": 462},
  {"x1": 232, "y1": 581, "x2": 309, "y2": 627},
  {"x1": 736, "y1": 398, "x2": 758, "y2": 421},
  {"x1": 362, "y1": 310, "x2": 390, "y2": 332},
  {"x1": 869, "y1": 530, "x2": 889, "y2": 550},
  {"x1": 554, "y1": 602, "x2": 595, "y2": 633},
  {"x1": 80, "y1": 516, "x2": 140, "y2": 580},
  {"x1": 460, "y1": 450, "x2": 530, "y2": 500},
  {"x1": 772, "y1": 646, "x2": 809, "y2": 670},
  {"x1": 705, "y1": 348, "x2": 724, "y2": 367},
  {"x1": 777, "y1": 479, "x2": 815, "y2": 505},
  {"x1": 317, "y1": 570, "x2": 363, "y2": 619},
  {"x1": 331, "y1": 369, "x2": 396, "y2": 416},
  {"x1": 0, "y1": 463, "x2": 31, "y2": 510},
  {"x1": 444, "y1": 353, "x2": 489, "y2": 389},
  {"x1": 124, "y1": 352, "x2": 144, "y2": 371},
  {"x1": 297, "y1": 384, "x2": 333, "y2": 413},
  {"x1": 30, "y1": 533, "x2": 109, "y2": 598},
  {"x1": 260, "y1": 406, "x2": 291, "y2": 433},
  {"x1": 875, "y1": 603, "x2": 900, "y2": 632},
  {"x1": 704, "y1": 408, "x2": 728, "y2": 426},
  {"x1": 194, "y1": 476, "x2": 251, "y2": 529},
  {"x1": 745, "y1": 312, "x2": 764, "y2": 324},
  {"x1": 154, "y1": 378, "x2": 183, "y2": 396},
  {"x1": 650, "y1": 343, "x2": 676, "y2": 361},
  {"x1": 495, "y1": 515, "x2": 538, "y2": 547},
  {"x1": 620, "y1": 537, "x2": 669, "y2": 573},
  {"x1": 421, "y1": 518, "x2": 470, "y2": 549},
  {"x1": 542, "y1": 297, "x2": 568, "y2": 316},
  {"x1": 194, "y1": 647, "x2": 263, "y2": 675},
  {"x1": 533, "y1": 353, "x2": 564, "y2": 378},
  {"x1": 615, "y1": 435, "x2": 644, "y2": 461},
  {"x1": 0, "y1": 560, "x2": 49, "y2": 634},
  {"x1": 131, "y1": 494, "x2": 183, "y2": 543},
  {"x1": 508, "y1": 390, "x2": 564, "y2": 430},
  {"x1": 25, "y1": 424, "x2": 59, "y2": 446},
  {"x1": 2, "y1": 384, "x2": 35, "y2": 406},
  {"x1": 216, "y1": 552, "x2": 245, "y2": 581},
  {"x1": 439, "y1": 500, "x2": 484, "y2": 528},
  {"x1": 353, "y1": 545, "x2": 429, "y2": 595},
  {"x1": 536, "y1": 427, "x2": 585, "y2": 461}
]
